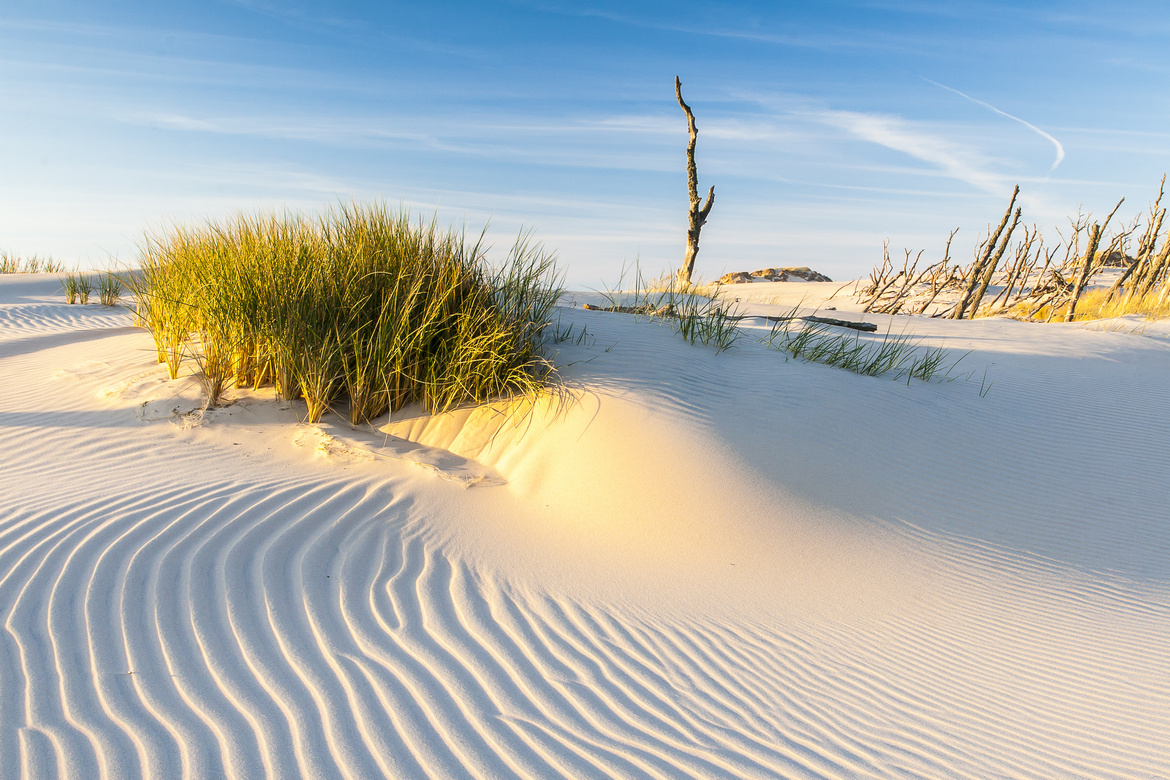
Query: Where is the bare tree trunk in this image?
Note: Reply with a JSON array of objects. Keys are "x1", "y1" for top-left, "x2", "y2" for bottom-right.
[
  {"x1": 1105, "y1": 212, "x2": 1160, "y2": 301},
  {"x1": 1064, "y1": 224, "x2": 1103, "y2": 321},
  {"x1": 953, "y1": 185, "x2": 1020, "y2": 319},
  {"x1": 1139, "y1": 241, "x2": 1170, "y2": 296},
  {"x1": 968, "y1": 206, "x2": 1022, "y2": 318},
  {"x1": 676, "y1": 76, "x2": 714, "y2": 288},
  {"x1": 987, "y1": 228, "x2": 1038, "y2": 313},
  {"x1": 1106, "y1": 188, "x2": 1162, "y2": 301},
  {"x1": 1065, "y1": 198, "x2": 1123, "y2": 321}
]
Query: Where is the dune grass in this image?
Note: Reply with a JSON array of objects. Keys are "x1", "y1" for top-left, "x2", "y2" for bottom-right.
[
  {"x1": 129, "y1": 204, "x2": 564, "y2": 422},
  {"x1": 97, "y1": 272, "x2": 123, "y2": 306},
  {"x1": 75, "y1": 274, "x2": 94, "y2": 305},
  {"x1": 596, "y1": 265, "x2": 957, "y2": 381},
  {"x1": 62, "y1": 273, "x2": 81, "y2": 304},
  {"x1": 764, "y1": 317, "x2": 961, "y2": 383},
  {"x1": 597, "y1": 265, "x2": 741, "y2": 353},
  {"x1": 0, "y1": 252, "x2": 63, "y2": 274}
]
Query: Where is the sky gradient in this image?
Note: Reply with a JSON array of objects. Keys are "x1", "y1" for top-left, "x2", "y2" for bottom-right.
[{"x1": 3, "y1": 0, "x2": 1169, "y2": 284}]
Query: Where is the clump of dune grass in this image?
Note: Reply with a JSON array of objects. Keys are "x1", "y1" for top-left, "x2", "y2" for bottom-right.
[
  {"x1": 673, "y1": 296, "x2": 741, "y2": 353},
  {"x1": 129, "y1": 204, "x2": 563, "y2": 421},
  {"x1": 97, "y1": 272, "x2": 123, "y2": 306},
  {"x1": 62, "y1": 272, "x2": 81, "y2": 304},
  {"x1": 76, "y1": 274, "x2": 94, "y2": 305},
  {"x1": 0, "y1": 252, "x2": 63, "y2": 274},
  {"x1": 593, "y1": 263, "x2": 965, "y2": 381},
  {"x1": 64, "y1": 271, "x2": 102, "y2": 305},
  {"x1": 596, "y1": 264, "x2": 742, "y2": 353},
  {"x1": 764, "y1": 315, "x2": 962, "y2": 383},
  {"x1": 551, "y1": 320, "x2": 594, "y2": 347}
]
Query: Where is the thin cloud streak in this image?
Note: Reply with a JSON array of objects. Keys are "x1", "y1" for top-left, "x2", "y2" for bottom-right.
[
  {"x1": 510, "y1": 0, "x2": 920, "y2": 54},
  {"x1": 804, "y1": 108, "x2": 1006, "y2": 195},
  {"x1": 923, "y1": 78, "x2": 1065, "y2": 174},
  {"x1": 122, "y1": 111, "x2": 679, "y2": 173}
]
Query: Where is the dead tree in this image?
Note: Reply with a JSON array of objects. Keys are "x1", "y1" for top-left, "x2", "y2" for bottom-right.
[
  {"x1": 675, "y1": 76, "x2": 715, "y2": 287},
  {"x1": 953, "y1": 185, "x2": 1021, "y2": 319},
  {"x1": 1107, "y1": 179, "x2": 1165, "y2": 301},
  {"x1": 1065, "y1": 198, "x2": 1124, "y2": 321},
  {"x1": 862, "y1": 241, "x2": 897, "y2": 312},
  {"x1": 985, "y1": 227, "x2": 1040, "y2": 314}
]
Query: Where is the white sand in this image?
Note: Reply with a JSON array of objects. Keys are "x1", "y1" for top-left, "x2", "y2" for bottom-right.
[{"x1": 2, "y1": 273, "x2": 1168, "y2": 779}]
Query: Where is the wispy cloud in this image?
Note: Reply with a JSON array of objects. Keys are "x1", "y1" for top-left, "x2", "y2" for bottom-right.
[
  {"x1": 141, "y1": 113, "x2": 220, "y2": 132},
  {"x1": 923, "y1": 78, "x2": 1064, "y2": 174},
  {"x1": 217, "y1": 0, "x2": 355, "y2": 33},
  {"x1": 505, "y1": 0, "x2": 921, "y2": 53},
  {"x1": 119, "y1": 110, "x2": 682, "y2": 173},
  {"x1": 803, "y1": 109, "x2": 1006, "y2": 195},
  {"x1": 129, "y1": 112, "x2": 441, "y2": 147}
]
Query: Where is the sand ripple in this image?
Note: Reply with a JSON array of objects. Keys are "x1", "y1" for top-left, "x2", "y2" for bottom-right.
[{"x1": 2, "y1": 285, "x2": 1168, "y2": 778}]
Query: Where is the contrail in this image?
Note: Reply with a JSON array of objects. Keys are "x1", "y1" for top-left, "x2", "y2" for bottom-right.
[{"x1": 923, "y1": 78, "x2": 1065, "y2": 175}]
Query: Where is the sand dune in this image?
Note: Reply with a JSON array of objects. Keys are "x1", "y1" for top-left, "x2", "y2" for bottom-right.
[{"x1": 2, "y1": 274, "x2": 1167, "y2": 778}]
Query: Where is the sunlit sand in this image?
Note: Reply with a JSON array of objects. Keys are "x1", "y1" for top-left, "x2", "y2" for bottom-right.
[{"x1": 2, "y1": 272, "x2": 1167, "y2": 778}]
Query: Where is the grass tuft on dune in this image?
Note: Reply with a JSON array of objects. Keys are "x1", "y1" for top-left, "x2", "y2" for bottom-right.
[
  {"x1": 129, "y1": 203, "x2": 563, "y2": 422},
  {"x1": 0, "y1": 251, "x2": 63, "y2": 274}
]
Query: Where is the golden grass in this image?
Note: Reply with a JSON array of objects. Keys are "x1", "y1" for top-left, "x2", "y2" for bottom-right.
[
  {"x1": 0, "y1": 252, "x2": 63, "y2": 274},
  {"x1": 129, "y1": 204, "x2": 564, "y2": 422},
  {"x1": 1012, "y1": 287, "x2": 1170, "y2": 323}
]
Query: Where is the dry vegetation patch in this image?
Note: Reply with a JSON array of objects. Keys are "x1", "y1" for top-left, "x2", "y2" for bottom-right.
[{"x1": 857, "y1": 179, "x2": 1170, "y2": 322}]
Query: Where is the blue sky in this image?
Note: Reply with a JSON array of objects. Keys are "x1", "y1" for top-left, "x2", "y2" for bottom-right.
[{"x1": 3, "y1": 1, "x2": 1169, "y2": 284}]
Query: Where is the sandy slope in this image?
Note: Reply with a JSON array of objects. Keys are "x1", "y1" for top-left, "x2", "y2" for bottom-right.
[{"x1": 1, "y1": 273, "x2": 1167, "y2": 779}]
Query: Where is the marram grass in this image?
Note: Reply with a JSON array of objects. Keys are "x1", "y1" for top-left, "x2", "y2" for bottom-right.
[
  {"x1": 598, "y1": 263, "x2": 959, "y2": 380},
  {"x1": 129, "y1": 204, "x2": 563, "y2": 422},
  {"x1": 97, "y1": 272, "x2": 124, "y2": 306},
  {"x1": 764, "y1": 316, "x2": 963, "y2": 384},
  {"x1": 0, "y1": 252, "x2": 63, "y2": 274}
]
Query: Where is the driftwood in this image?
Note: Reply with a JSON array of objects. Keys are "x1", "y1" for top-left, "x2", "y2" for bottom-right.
[
  {"x1": 582, "y1": 303, "x2": 674, "y2": 316},
  {"x1": 985, "y1": 227, "x2": 1039, "y2": 313},
  {"x1": 859, "y1": 230, "x2": 959, "y2": 316},
  {"x1": 729, "y1": 314, "x2": 878, "y2": 332},
  {"x1": 582, "y1": 303, "x2": 878, "y2": 332}
]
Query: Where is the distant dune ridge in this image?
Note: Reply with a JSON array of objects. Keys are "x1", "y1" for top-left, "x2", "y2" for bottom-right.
[
  {"x1": 719, "y1": 267, "x2": 833, "y2": 284},
  {"x1": 1, "y1": 272, "x2": 1168, "y2": 779}
]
